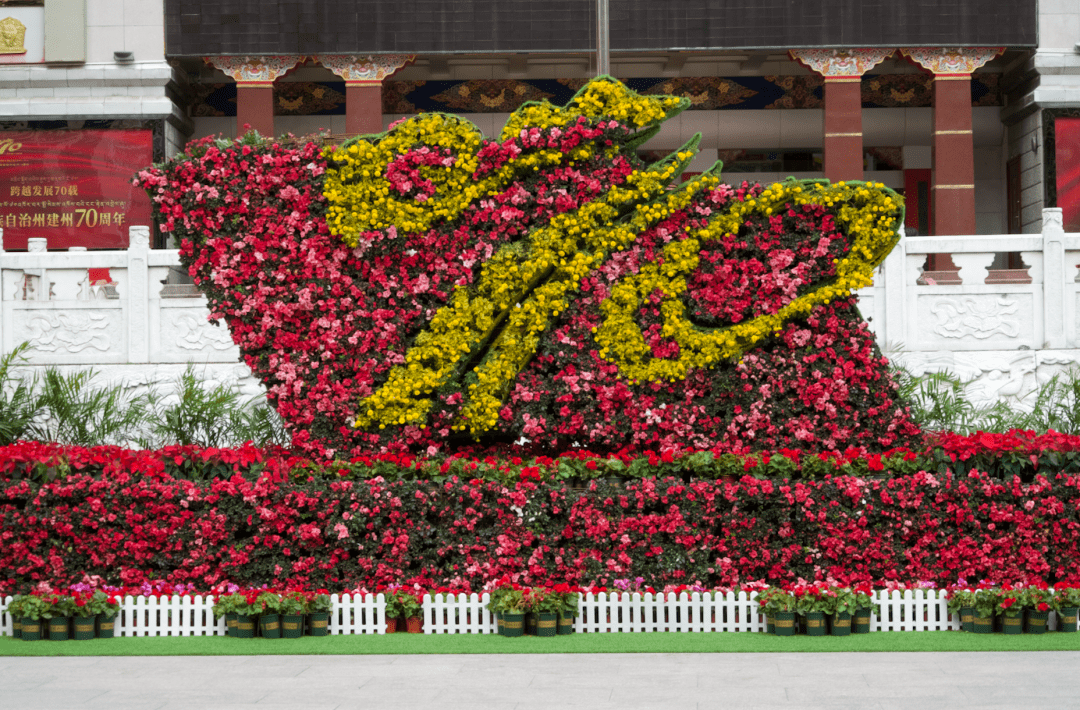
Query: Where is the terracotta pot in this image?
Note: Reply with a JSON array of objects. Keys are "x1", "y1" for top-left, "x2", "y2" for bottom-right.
[{"x1": 405, "y1": 616, "x2": 423, "y2": 634}]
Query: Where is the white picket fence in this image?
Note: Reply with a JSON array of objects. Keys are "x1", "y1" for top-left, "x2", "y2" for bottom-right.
[
  {"x1": 0, "y1": 592, "x2": 385, "y2": 637},
  {"x1": 1, "y1": 589, "x2": 1074, "y2": 637}
]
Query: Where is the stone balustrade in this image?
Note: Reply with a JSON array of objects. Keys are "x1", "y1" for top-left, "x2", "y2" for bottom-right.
[{"x1": 2, "y1": 209, "x2": 1078, "y2": 411}]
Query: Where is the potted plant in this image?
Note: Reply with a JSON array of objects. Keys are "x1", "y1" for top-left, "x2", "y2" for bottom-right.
[
  {"x1": 16, "y1": 594, "x2": 50, "y2": 641},
  {"x1": 257, "y1": 591, "x2": 283, "y2": 639},
  {"x1": 233, "y1": 590, "x2": 261, "y2": 639},
  {"x1": 530, "y1": 588, "x2": 561, "y2": 638},
  {"x1": 1052, "y1": 583, "x2": 1080, "y2": 633},
  {"x1": 383, "y1": 590, "x2": 407, "y2": 633},
  {"x1": 554, "y1": 585, "x2": 579, "y2": 635},
  {"x1": 971, "y1": 587, "x2": 998, "y2": 634},
  {"x1": 794, "y1": 585, "x2": 830, "y2": 637},
  {"x1": 45, "y1": 593, "x2": 77, "y2": 640},
  {"x1": 71, "y1": 592, "x2": 97, "y2": 640},
  {"x1": 92, "y1": 591, "x2": 121, "y2": 639},
  {"x1": 212, "y1": 592, "x2": 242, "y2": 637},
  {"x1": 306, "y1": 592, "x2": 332, "y2": 637},
  {"x1": 279, "y1": 591, "x2": 306, "y2": 639},
  {"x1": 755, "y1": 587, "x2": 779, "y2": 634},
  {"x1": 386, "y1": 590, "x2": 423, "y2": 633},
  {"x1": 1023, "y1": 585, "x2": 1052, "y2": 635},
  {"x1": 486, "y1": 587, "x2": 526, "y2": 638},
  {"x1": 947, "y1": 587, "x2": 977, "y2": 632},
  {"x1": 827, "y1": 587, "x2": 858, "y2": 637},
  {"x1": 757, "y1": 587, "x2": 798, "y2": 637},
  {"x1": 6, "y1": 594, "x2": 25, "y2": 640},
  {"x1": 851, "y1": 583, "x2": 879, "y2": 634},
  {"x1": 997, "y1": 587, "x2": 1024, "y2": 635}
]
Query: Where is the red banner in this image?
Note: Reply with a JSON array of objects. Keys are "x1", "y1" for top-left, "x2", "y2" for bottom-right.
[
  {"x1": 0, "y1": 129, "x2": 153, "y2": 250},
  {"x1": 1057, "y1": 117, "x2": 1080, "y2": 233}
]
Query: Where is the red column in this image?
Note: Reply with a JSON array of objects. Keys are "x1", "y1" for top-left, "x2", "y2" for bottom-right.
[
  {"x1": 931, "y1": 77, "x2": 976, "y2": 236},
  {"x1": 823, "y1": 78, "x2": 864, "y2": 182},
  {"x1": 204, "y1": 56, "x2": 304, "y2": 140},
  {"x1": 346, "y1": 84, "x2": 384, "y2": 136},
  {"x1": 236, "y1": 85, "x2": 275, "y2": 139},
  {"x1": 313, "y1": 54, "x2": 415, "y2": 137},
  {"x1": 790, "y1": 50, "x2": 893, "y2": 184},
  {"x1": 900, "y1": 48, "x2": 1004, "y2": 238}
]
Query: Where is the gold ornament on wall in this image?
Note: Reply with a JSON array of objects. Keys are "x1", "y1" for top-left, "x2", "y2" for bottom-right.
[{"x1": 0, "y1": 17, "x2": 27, "y2": 55}]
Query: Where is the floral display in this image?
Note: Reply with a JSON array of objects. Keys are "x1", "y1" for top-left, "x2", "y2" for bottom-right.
[
  {"x1": 5, "y1": 440, "x2": 1080, "y2": 595},
  {"x1": 134, "y1": 76, "x2": 919, "y2": 458}
]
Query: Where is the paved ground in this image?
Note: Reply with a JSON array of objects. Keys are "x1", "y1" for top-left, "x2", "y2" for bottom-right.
[{"x1": 3, "y1": 652, "x2": 1078, "y2": 710}]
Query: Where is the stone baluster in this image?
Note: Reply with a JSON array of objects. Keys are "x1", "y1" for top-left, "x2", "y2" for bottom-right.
[
  {"x1": 24, "y1": 237, "x2": 49, "y2": 301},
  {"x1": 881, "y1": 229, "x2": 907, "y2": 353},
  {"x1": 951, "y1": 252, "x2": 993, "y2": 286},
  {"x1": 127, "y1": 226, "x2": 150, "y2": 363},
  {"x1": 1042, "y1": 208, "x2": 1066, "y2": 349}
]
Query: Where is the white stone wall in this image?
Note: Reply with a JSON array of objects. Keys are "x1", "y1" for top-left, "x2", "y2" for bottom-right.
[{"x1": 4, "y1": 214, "x2": 1080, "y2": 417}]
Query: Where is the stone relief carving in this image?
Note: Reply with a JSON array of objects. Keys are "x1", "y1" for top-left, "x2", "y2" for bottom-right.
[
  {"x1": 171, "y1": 313, "x2": 235, "y2": 351},
  {"x1": 25, "y1": 311, "x2": 114, "y2": 353},
  {"x1": 931, "y1": 297, "x2": 1020, "y2": 340}
]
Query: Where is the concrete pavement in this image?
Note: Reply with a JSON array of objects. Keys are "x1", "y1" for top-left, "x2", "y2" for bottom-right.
[{"x1": 2, "y1": 652, "x2": 1078, "y2": 710}]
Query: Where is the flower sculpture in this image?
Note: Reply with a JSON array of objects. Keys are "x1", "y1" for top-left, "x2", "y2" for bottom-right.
[{"x1": 136, "y1": 77, "x2": 919, "y2": 457}]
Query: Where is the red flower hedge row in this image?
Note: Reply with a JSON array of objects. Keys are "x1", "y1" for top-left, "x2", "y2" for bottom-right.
[{"x1": 4, "y1": 448, "x2": 1080, "y2": 594}]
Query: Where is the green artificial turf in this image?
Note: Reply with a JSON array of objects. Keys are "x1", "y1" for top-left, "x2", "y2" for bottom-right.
[{"x1": 4, "y1": 630, "x2": 1080, "y2": 656}]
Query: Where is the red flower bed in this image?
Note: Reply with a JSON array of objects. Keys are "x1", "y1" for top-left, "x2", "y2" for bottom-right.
[{"x1": 4, "y1": 439, "x2": 1080, "y2": 595}]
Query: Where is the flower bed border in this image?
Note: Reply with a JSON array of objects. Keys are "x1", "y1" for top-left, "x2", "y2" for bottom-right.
[{"x1": 3, "y1": 590, "x2": 1077, "y2": 637}]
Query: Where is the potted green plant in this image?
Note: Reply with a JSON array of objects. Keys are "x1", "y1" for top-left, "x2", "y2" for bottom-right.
[
  {"x1": 257, "y1": 591, "x2": 283, "y2": 639},
  {"x1": 45, "y1": 593, "x2": 77, "y2": 640},
  {"x1": 971, "y1": 587, "x2": 998, "y2": 634},
  {"x1": 1023, "y1": 585, "x2": 1052, "y2": 635},
  {"x1": 385, "y1": 590, "x2": 423, "y2": 633},
  {"x1": 1052, "y1": 583, "x2": 1080, "y2": 633},
  {"x1": 6, "y1": 595, "x2": 25, "y2": 640},
  {"x1": 486, "y1": 587, "x2": 526, "y2": 638},
  {"x1": 851, "y1": 584, "x2": 879, "y2": 634},
  {"x1": 530, "y1": 588, "x2": 561, "y2": 638},
  {"x1": 16, "y1": 594, "x2": 50, "y2": 641},
  {"x1": 998, "y1": 588, "x2": 1024, "y2": 635},
  {"x1": 754, "y1": 587, "x2": 779, "y2": 634},
  {"x1": 794, "y1": 585, "x2": 830, "y2": 637},
  {"x1": 212, "y1": 592, "x2": 242, "y2": 636},
  {"x1": 279, "y1": 591, "x2": 305, "y2": 639},
  {"x1": 233, "y1": 590, "x2": 261, "y2": 639},
  {"x1": 401, "y1": 591, "x2": 424, "y2": 634},
  {"x1": 826, "y1": 587, "x2": 858, "y2": 637},
  {"x1": 554, "y1": 585, "x2": 579, "y2": 635},
  {"x1": 383, "y1": 590, "x2": 405, "y2": 633},
  {"x1": 947, "y1": 587, "x2": 977, "y2": 632},
  {"x1": 757, "y1": 587, "x2": 798, "y2": 637},
  {"x1": 306, "y1": 592, "x2": 332, "y2": 637},
  {"x1": 71, "y1": 592, "x2": 97, "y2": 640},
  {"x1": 92, "y1": 591, "x2": 121, "y2": 639}
]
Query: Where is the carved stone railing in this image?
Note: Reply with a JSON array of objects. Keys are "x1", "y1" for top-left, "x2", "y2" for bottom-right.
[
  {"x1": 1, "y1": 211, "x2": 1077, "y2": 411},
  {"x1": 0, "y1": 227, "x2": 239, "y2": 366}
]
